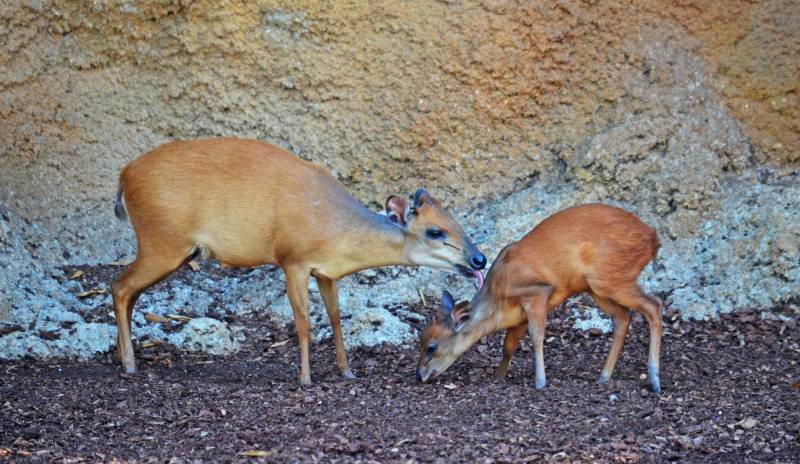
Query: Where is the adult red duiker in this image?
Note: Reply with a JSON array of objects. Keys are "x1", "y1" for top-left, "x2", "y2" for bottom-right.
[{"x1": 113, "y1": 138, "x2": 486, "y2": 384}]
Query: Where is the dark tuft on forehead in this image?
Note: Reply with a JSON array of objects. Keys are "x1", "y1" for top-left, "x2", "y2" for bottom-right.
[
  {"x1": 425, "y1": 196, "x2": 445, "y2": 209},
  {"x1": 420, "y1": 322, "x2": 453, "y2": 346}
]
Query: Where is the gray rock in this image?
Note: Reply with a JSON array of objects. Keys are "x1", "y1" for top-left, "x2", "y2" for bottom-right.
[
  {"x1": 317, "y1": 307, "x2": 416, "y2": 349},
  {"x1": 571, "y1": 307, "x2": 613, "y2": 334},
  {"x1": 57, "y1": 323, "x2": 117, "y2": 358},
  {"x1": 0, "y1": 332, "x2": 51, "y2": 359},
  {"x1": 168, "y1": 318, "x2": 241, "y2": 356},
  {"x1": 0, "y1": 322, "x2": 116, "y2": 359}
]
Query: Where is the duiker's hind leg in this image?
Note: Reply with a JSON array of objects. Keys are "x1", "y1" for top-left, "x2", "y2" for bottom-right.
[
  {"x1": 112, "y1": 247, "x2": 190, "y2": 374},
  {"x1": 285, "y1": 266, "x2": 313, "y2": 385},
  {"x1": 591, "y1": 293, "x2": 631, "y2": 384},
  {"x1": 607, "y1": 286, "x2": 663, "y2": 394},
  {"x1": 496, "y1": 323, "x2": 526, "y2": 380}
]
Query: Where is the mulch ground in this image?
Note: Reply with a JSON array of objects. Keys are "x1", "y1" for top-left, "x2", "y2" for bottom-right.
[{"x1": 1, "y1": 265, "x2": 799, "y2": 463}]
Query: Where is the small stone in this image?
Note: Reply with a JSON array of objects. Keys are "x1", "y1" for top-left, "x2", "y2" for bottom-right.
[{"x1": 739, "y1": 418, "x2": 758, "y2": 430}]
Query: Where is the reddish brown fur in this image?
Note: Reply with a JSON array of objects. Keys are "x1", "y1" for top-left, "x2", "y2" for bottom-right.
[
  {"x1": 417, "y1": 204, "x2": 665, "y2": 393},
  {"x1": 112, "y1": 138, "x2": 484, "y2": 384},
  {"x1": 487, "y1": 204, "x2": 659, "y2": 307}
]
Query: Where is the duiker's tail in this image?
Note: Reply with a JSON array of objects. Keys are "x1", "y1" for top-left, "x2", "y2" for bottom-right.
[
  {"x1": 650, "y1": 231, "x2": 664, "y2": 272},
  {"x1": 114, "y1": 184, "x2": 128, "y2": 221}
]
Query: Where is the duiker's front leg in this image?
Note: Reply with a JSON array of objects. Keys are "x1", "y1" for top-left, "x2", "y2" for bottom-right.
[
  {"x1": 316, "y1": 276, "x2": 355, "y2": 379},
  {"x1": 496, "y1": 323, "x2": 526, "y2": 380},
  {"x1": 285, "y1": 266, "x2": 313, "y2": 385},
  {"x1": 521, "y1": 293, "x2": 550, "y2": 389}
]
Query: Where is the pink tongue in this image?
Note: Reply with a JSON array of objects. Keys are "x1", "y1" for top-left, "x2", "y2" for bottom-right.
[{"x1": 471, "y1": 269, "x2": 485, "y2": 289}]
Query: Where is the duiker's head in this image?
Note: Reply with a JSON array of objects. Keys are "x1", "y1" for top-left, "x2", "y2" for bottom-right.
[
  {"x1": 385, "y1": 189, "x2": 486, "y2": 281},
  {"x1": 416, "y1": 290, "x2": 473, "y2": 382}
]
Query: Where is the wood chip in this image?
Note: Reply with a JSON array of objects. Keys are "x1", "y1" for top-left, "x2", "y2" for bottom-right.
[
  {"x1": 144, "y1": 313, "x2": 170, "y2": 324},
  {"x1": 443, "y1": 383, "x2": 458, "y2": 390},
  {"x1": 240, "y1": 450, "x2": 270, "y2": 457},
  {"x1": 108, "y1": 259, "x2": 133, "y2": 266},
  {"x1": 141, "y1": 340, "x2": 165, "y2": 348},
  {"x1": 166, "y1": 314, "x2": 191, "y2": 322},
  {"x1": 69, "y1": 270, "x2": 84, "y2": 280},
  {"x1": 188, "y1": 260, "x2": 200, "y2": 271},
  {"x1": 418, "y1": 289, "x2": 428, "y2": 308},
  {"x1": 270, "y1": 339, "x2": 291, "y2": 348},
  {"x1": 76, "y1": 288, "x2": 107, "y2": 298}
]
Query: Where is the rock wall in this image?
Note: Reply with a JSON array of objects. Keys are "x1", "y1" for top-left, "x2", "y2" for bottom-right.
[{"x1": 1, "y1": 0, "x2": 798, "y2": 360}]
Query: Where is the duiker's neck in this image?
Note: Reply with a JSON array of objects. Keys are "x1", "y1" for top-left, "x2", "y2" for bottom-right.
[
  {"x1": 453, "y1": 286, "x2": 513, "y2": 355},
  {"x1": 469, "y1": 294, "x2": 505, "y2": 336},
  {"x1": 329, "y1": 202, "x2": 411, "y2": 275}
]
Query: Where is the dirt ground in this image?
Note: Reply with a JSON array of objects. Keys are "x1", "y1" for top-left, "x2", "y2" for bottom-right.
[{"x1": 1, "y1": 266, "x2": 799, "y2": 463}]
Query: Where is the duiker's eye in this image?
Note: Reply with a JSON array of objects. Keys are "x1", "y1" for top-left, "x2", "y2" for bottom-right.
[
  {"x1": 425, "y1": 228, "x2": 446, "y2": 240},
  {"x1": 427, "y1": 343, "x2": 438, "y2": 355}
]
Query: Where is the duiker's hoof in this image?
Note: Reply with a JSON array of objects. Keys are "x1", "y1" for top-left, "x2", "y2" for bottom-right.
[
  {"x1": 650, "y1": 379, "x2": 662, "y2": 395},
  {"x1": 495, "y1": 363, "x2": 510, "y2": 380},
  {"x1": 648, "y1": 363, "x2": 661, "y2": 394}
]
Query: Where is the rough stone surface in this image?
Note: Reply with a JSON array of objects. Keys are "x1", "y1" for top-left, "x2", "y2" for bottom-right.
[
  {"x1": 570, "y1": 307, "x2": 613, "y2": 335},
  {"x1": 317, "y1": 307, "x2": 416, "y2": 349},
  {"x1": 168, "y1": 317, "x2": 242, "y2": 356},
  {"x1": 1, "y1": 0, "x2": 798, "y2": 359}
]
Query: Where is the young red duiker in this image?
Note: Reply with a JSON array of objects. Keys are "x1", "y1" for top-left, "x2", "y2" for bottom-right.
[
  {"x1": 113, "y1": 138, "x2": 486, "y2": 384},
  {"x1": 417, "y1": 204, "x2": 664, "y2": 393}
]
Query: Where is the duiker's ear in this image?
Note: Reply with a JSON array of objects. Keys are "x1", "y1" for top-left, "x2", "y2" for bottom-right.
[
  {"x1": 441, "y1": 290, "x2": 455, "y2": 317},
  {"x1": 413, "y1": 189, "x2": 432, "y2": 208},
  {"x1": 452, "y1": 303, "x2": 472, "y2": 332},
  {"x1": 385, "y1": 195, "x2": 409, "y2": 227}
]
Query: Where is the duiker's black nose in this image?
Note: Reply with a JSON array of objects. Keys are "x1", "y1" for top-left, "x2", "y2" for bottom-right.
[
  {"x1": 416, "y1": 371, "x2": 422, "y2": 382},
  {"x1": 470, "y1": 253, "x2": 487, "y2": 270}
]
